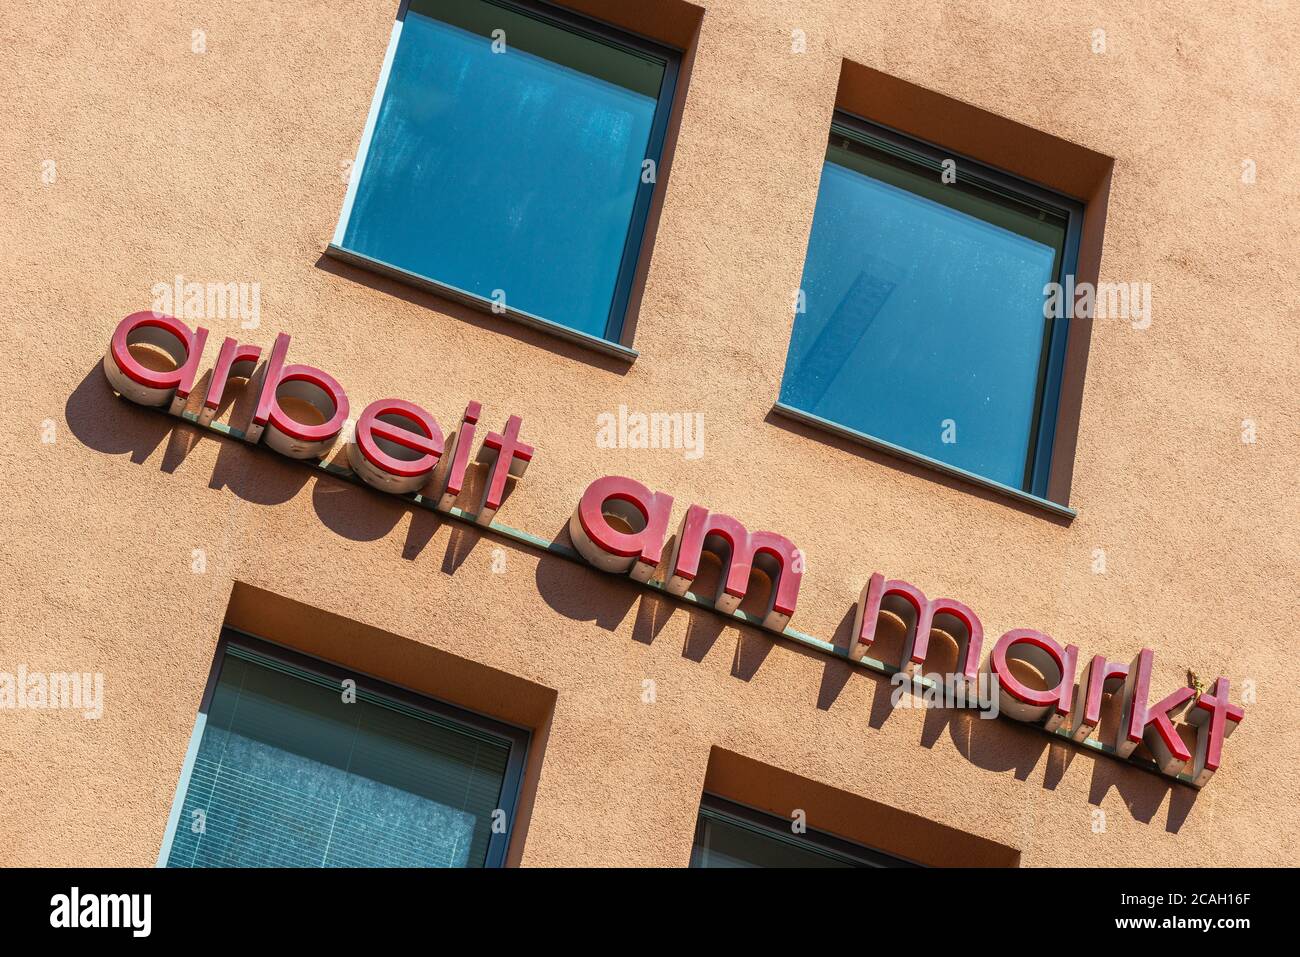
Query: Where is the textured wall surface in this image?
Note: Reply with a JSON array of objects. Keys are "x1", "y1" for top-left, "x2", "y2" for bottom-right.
[{"x1": 1, "y1": 0, "x2": 1297, "y2": 866}]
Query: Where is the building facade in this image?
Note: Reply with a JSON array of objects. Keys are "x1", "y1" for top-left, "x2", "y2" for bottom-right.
[{"x1": 1, "y1": 0, "x2": 1296, "y2": 867}]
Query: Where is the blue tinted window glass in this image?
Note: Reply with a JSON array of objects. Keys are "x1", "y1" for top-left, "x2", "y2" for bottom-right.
[
  {"x1": 780, "y1": 133, "x2": 1068, "y2": 490},
  {"x1": 340, "y1": 0, "x2": 666, "y2": 340},
  {"x1": 166, "y1": 647, "x2": 511, "y2": 868}
]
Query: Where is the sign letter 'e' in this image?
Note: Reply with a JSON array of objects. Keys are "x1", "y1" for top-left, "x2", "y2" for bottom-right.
[
  {"x1": 104, "y1": 311, "x2": 209, "y2": 416},
  {"x1": 987, "y1": 628, "x2": 1079, "y2": 731},
  {"x1": 349, "y1": 398, "x2": 444, "y2": 495},
  {"x1": 570, "y1": 475, "x2": 674, "y2": 583}
]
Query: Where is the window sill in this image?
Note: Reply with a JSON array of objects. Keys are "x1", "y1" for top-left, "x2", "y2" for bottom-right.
[
  {"x1": 771, "y1": 401, "x2": 1077, "y2": 522},
  {"x1": 324, "y1": 243, "x2": 640, "y2": 363}
]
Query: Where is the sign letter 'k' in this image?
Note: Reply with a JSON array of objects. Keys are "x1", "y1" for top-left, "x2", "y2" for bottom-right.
[{"x1": 1142, "y1": 686, "x2": 1195, "y2": 778}]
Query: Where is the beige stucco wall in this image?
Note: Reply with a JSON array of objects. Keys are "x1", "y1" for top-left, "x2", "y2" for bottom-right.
[{"x1": 1, "y1": 0, "x2": 1297, "y2": 866}]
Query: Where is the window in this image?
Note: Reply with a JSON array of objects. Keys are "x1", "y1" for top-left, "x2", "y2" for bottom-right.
[
  {"x1": 331, "y1": 0, "x2": 679, "y2": 350},
  {"x1": 160, "y1": 632, "x2": 528, "y2": 867},
  {"x1": 777, "y1": 116, "x2": 1082, "y2": 498},
  {"x1": 689, "y1": 795, "x2": 917, "y2": 868}
]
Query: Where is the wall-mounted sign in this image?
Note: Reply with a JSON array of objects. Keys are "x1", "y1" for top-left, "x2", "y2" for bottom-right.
[
  {"x1": 105, "y1": 311, "x2": 531, "y2": 524},
  {"x1": 570, "y1": 475, "x2": 1243, "y2": 788},
  {"x1": 104, "y1": 313, "x2": 1244, "y2": 788}
]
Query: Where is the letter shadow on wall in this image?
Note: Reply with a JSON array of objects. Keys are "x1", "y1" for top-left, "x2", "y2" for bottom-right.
[
  {"x1": 814, "y1": 605, "x2": 1196, "y2": 828},
  {"x1": 67, "y1": 363, "x2": 313, "y2": 507},
  {"x1": 67, "y1": 363, "x2": 509, "y2": 568},
  {"x1": 535, "y1": 525, "x2": 775, "y2": 682}
]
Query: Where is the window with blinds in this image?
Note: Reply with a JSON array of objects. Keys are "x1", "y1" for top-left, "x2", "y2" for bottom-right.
[
  {"x1": 163, "y1": 637, "x2": 526, "y2": 868},
  {"x1": 689, "y1": 795, "x2": 919, "y2": 868}
]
